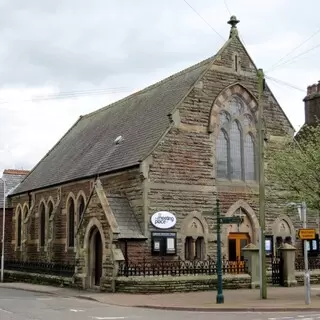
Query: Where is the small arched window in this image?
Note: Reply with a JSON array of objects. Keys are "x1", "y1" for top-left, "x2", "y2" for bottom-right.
[
  {"x1": 48, "y1": 201, "x2": 54, "y2": 219},
  {"x1": 216, "y1": 95, "x2": 256, "y2": 181},
  {"x1": 78, "y1": 196, "x2": 85, "y2": 223},
  {"x1": 68, "y1": 198, "x2": 75, "y2": 247},
  {"x1": 16, "y1": 208, "x2": 22, "y2": 247},
  {"x1": 39, "y1": 203, "x2": 46, "y2": 247}
]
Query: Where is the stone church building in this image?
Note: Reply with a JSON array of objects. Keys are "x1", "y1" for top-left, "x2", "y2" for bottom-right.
[{"x1": 8, "y1": 17, "x2": 305, "y2": 290}]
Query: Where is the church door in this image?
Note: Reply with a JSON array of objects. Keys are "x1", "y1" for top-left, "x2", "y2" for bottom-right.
[{"x1": 228, "y1": 232, "x2": 250, "y2": 261}]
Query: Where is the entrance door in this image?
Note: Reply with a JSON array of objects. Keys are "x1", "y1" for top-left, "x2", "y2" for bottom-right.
[
  {"x1": 89, "y1": 228, "x2": 103, "y2": 288},
  {"x1": 228, "y1": 233, "x2": 250, "y2": 261},
  {"x1": 94, "y1": 231, "x2": 103, "y2": 286}
]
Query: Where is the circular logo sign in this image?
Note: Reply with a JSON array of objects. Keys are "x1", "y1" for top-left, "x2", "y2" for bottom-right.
[{"x1": 151, "y1": 211, "x2": 176, "y2": 229}]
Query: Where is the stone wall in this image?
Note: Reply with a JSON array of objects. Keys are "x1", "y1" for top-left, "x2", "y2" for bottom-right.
[
  {"x1": 9, "y1": 168, "x2": 143, "y2": 267},
  {"x1": 116, "y1": 274, "x2": 251, "y2": 293}
]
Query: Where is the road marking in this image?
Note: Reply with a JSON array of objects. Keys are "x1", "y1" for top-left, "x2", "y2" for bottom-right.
[
  {"x1": 91, "y1": 317, "x2": 127, "y2": 320},
  {"x1": 70, "y1": 309, "x2": 85, "y2": 312},
  {"x1": 0, "y1": 308, "x2": 12, "y2": 314}
]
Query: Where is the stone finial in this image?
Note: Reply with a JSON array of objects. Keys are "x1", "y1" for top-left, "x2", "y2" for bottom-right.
[{"x1": 227, "y1": 15, "x2": 240, "y2": 38}]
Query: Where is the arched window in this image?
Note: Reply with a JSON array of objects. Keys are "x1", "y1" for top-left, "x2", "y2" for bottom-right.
[
  {"x1": 48, "y1": 201, "x2": 54, "y2": 219},
  {"x1": 39, "y1": 203, "x2": 46, "y2": 247},
  {"x1": 16, "y1": 208, "x2": 22, "y2": 247},
  {"x1": 244, "y1": 134, "x2": 255, "y2": 180},
  {"x1": 78, "y1": 196, "x2": 85, "y2": 223},
  {"x1": 216, "y1": 95, "x2": 256, "y2": 181},
  {"x1": 68, "y1": 198, "x2": 75, "y2": 247}
]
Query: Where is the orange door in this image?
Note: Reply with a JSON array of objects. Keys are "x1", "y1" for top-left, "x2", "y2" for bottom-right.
[{"x1": 228, "y1": 233, "x2": 250, "y2": 261}]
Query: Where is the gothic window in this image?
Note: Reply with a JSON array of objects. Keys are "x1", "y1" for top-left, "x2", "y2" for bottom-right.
[
  {"x1": 216, "y1": 95, "x2": 256, "y2": 181},
  {"x1": 217, "y1": 130, "x2": 229, "y2": 178},
  {"x1": 78, "y1": 195, "x2": 85, "y2": 224},
  {"x1": 244, "y1": 134, "x2": 255, "y2": 180},
  {"x1": 39, "y1": 203, "x2": 46, "y2": 247},
  {"x1": 68, "y1": 198, "x2": 75, "y2": 247},
  {"x1": 48, "y1": 201, "x2": 54, "y2": 219},
  {"x1": 16, "y1": 208, "x2": 22, "y2": 247},
  {"x1": 230, "y1": 121, "x2": 242, "y2": 180}
]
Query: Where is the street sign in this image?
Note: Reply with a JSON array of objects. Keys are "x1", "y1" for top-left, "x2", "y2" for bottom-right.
[
  {"x1": 220, "y1": 216, "x2": 242, "y2": 224},
  {"x1": 298, "y1": 228, "x2": 316, "y2": 240}
]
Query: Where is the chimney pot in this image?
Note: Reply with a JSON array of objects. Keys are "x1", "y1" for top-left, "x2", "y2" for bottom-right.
[
  {"x1": 312, "y1": 84, "x2": 317, "y2": 94},
  {"x1": 307, "y1": 85, "x2": 312, "y2": 95}
]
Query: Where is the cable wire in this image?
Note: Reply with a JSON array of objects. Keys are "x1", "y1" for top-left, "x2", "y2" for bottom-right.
[
  {"x1": 267, "y1": 28, "x2": 320, "y2": 72},
  {"x1": 223, "y1": 0, "x2": 232, "y2": 16},
  {"x1": 266, "y1": 75, "x2": 305, "y2": 93},
  {"x1": 183, "y1": 0, "x2": 225, "y2": 41}
]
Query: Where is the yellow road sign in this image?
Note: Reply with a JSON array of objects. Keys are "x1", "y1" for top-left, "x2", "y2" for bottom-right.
[{"x1": 298, "y1": 228, "x2": 316, "y2": 240}]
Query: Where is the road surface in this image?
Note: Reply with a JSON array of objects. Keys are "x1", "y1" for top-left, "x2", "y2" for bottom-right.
[{"x1": 0, "y1": 288, "x2": 320, "y2": 320}]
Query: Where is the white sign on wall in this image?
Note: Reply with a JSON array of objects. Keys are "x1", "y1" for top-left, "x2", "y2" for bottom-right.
[{"x1": 151, "y1": 211, "x2": 176, "y2": 229}]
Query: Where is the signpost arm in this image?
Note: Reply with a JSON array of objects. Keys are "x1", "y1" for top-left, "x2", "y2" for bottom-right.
[
  {"x1": 216, "y1": 198, "x2": 224, "y2": 304},
  {"x1": 302, "y1": 202, "x2": 311, "y2": 305}
]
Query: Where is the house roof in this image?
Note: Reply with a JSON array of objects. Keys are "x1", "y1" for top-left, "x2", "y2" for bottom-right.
[
  {"x1": 0, "y1": 170, "x2": 30, "y2": 208},
  {"x1": 108, "y1": 195, "x2": 146, "y2": 239},
  {"x1": 12, "y1": 57, "x2": 213, "y2": 195}
]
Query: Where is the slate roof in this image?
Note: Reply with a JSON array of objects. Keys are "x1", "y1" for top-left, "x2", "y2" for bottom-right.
[
  {"x1": 0, "y1": 170, "x2": 30, "y2": 208},
  {"x1": 107, "y1": 195, "x2": 146, "y2": 239},
  {"x1": 12, "y1": 56, "x2": 213, "y2": 195}
]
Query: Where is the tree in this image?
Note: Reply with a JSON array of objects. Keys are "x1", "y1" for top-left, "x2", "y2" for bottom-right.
[{"x1": 268, "y1": 123, "x2": 320, "y2": 211}]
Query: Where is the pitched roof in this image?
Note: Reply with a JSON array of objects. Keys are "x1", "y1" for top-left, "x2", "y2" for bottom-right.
[
  {"x1": 12, "y1": 57, "x2": 213, "y2": 195},
  {"x1": 0, "y1": 170, "x2": 30, "y2": 208},
  {"x1": 107, "y1": 195, "x2": 146, "y2": 239}
]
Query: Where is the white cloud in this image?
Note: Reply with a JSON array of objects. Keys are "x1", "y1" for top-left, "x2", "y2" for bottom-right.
[{"x1": 1, "y1": 0, "x2": 319, "y2": 173}]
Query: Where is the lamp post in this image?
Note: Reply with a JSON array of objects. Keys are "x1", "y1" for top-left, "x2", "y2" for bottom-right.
[
  {"x1": 0, "y1": 177, "x2": 6, "y2": 283},
  {"x1": 287, "y1": 201, "x2": 310, "y2": 305}
]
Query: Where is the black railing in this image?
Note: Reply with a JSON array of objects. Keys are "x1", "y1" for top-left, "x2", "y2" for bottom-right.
[
  {"x1": 4, "y1": 260, "x2": 75, "y2": 277},
  {"x1": 295, "y1": 256, "x2": 320, "y2": 271},
  {"x1": 118, "y1": 257, "x2": 247, "y2": 277}
]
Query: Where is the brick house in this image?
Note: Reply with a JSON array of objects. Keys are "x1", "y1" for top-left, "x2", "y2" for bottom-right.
[
  {"x1": 0, "y1": 169, "x2": 29, "y2": 259},
  {"x1": 8, "y1": 17, "x2": 303, "y2": 290}
]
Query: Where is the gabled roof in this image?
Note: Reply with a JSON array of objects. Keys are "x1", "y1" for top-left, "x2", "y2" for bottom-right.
[
  {"x1": 108, "y1": 195, "x2": 146, "y2": 239},
  {"x1": 0, "y1": 170, "x2": 30, "y2": 208},
  {"x1": 12, "y1": 57, "x2": 213, "y2": 195}
]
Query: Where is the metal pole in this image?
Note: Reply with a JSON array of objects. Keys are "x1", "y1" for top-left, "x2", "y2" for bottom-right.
[
  {"x1": 0, "y1": 178, "x2": 6, "y2": 283},
  {"x1": 302, "y1": 201, "x2": 311, "y2": 305},
  {"x1": 216, "y1": 198, "x2": 224, "y2": 304},
  {"x1": 257, "y1": 68, "x2": 267, "y2": 299}
]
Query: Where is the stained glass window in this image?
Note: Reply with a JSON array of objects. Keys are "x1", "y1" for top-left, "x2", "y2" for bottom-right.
[
  {"x1": 230, "y1": 121, "x2": 242, "y2": 180},
  {"x1": 216, "y1": 94, "x2": 256, "y2": 181},
  {"x1": 216, "y1": 130, "x2": 229, "y2": 178},
  {"x1": 230, "y1": 98, "x2": 243, "y2": 116},
  {"x1": 244, "y1": 134, "x2": 256, "y2": 180},
  {"x1": 78, "y1": 196, "x2": 85, "y2": 222}
]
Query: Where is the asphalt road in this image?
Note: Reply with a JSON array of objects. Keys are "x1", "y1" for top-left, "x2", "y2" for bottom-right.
[{"x1": 0, "y1": 288, "x2": 320, "y2": 320}]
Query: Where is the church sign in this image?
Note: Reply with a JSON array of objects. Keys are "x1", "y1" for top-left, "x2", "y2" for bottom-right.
[{"x1": 151, "y1": 211, "x2": 176, "y2": 229}]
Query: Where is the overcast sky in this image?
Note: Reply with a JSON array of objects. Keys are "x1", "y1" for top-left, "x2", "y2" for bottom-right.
[{"x1": 1, "y1": 0, "x2": 319, "y2": 174}]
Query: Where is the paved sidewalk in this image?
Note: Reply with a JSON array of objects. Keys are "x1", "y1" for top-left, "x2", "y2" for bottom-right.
[{"x1": 2, "y1": 282, "x2": 320, "y2": 311}]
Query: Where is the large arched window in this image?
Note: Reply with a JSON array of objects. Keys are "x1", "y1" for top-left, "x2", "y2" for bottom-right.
[
  {"x1": 68, "y1": 198, "x2": 75, "y2": 247},
  {"x1": 216, "y1": 96, "x2": 256, "y2": 181},
  {"x1": 39, "y1": 203, "x2": 46, "y2": 247},
  {"x1": 16, "y1": 208, "x2": 22, "y2": 248}
]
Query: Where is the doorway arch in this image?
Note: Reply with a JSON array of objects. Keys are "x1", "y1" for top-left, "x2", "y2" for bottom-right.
[{"x1": 88, "y1": 227, "x2": 103, "y2": 287}]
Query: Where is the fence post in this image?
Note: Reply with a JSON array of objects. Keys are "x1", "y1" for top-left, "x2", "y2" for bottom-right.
[
  {"x1": 279, "y1": 243, "x2": 297, "y2": 287},
  {"x1": 242, "y1": 243, "x2": 259, "y2": 289}
]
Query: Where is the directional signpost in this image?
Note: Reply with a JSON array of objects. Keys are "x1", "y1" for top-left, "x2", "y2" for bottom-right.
[
  {"x1": 215, "y1": 199, "x2": 243, "y2": 304},
  {"x1": 298, "y1": 228, "x2": 316, "y2": 240}
]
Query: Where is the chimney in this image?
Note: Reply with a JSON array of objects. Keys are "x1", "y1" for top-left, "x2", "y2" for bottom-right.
[{"x1": 304, "y1": 81, "x2": 320, "y2": 126}]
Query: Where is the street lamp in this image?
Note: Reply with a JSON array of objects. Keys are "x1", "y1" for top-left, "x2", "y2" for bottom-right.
[
  {"x1": 287, "y1": 201, "x2": 310, "y2": 305},
  {"x1": 0, "y1": 177, "x2": 6, "y2": 283}
]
